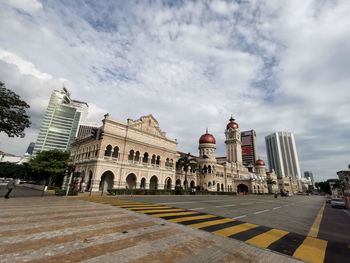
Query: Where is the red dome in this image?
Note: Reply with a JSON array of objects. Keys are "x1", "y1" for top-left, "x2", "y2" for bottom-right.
[
  {"x1": 255, "y1": 159, "x2": 265, "y2": 166},
  {"x1": 226, "y1": 116, "x2": 239, "y2": 129},
  {"x1": 199, "y1": 131, "x2": 216, "y2": 144}
]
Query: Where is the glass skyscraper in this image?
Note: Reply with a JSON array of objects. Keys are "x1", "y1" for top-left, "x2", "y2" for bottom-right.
[
  {"x1": 265, "y1": 132, "x2": 301, "y2": 179},
  {"x1": 33, "y1": 87, "x2": 88, "y2": 154}
]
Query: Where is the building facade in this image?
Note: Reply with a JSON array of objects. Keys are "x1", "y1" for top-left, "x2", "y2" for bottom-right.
[
  {"x1": 33, "y1": 87, "x2": 88, "y2": 154},
  {"x1": 265, "y1": 132, "x2": 301, "y2": 179},
  {"x1": 71, "y1": 115, "x2": 269, "y2": 194},
  {"x1": 241, "y1": 130, "x2": 258, "y2": 167}
]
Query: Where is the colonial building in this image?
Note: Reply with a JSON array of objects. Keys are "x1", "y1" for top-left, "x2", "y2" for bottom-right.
[{"x1": 70, "y1": 114, "x2": 269, "y2": 194}]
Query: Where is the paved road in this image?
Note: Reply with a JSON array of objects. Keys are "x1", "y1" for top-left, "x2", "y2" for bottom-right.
[
  {"x1": 117, "y1": 194, "x2": 324, "y2": 236},
  {"x1": 0, "y1": 196, "x2": 301, "y2": 263},
  {"x1": 0, "y1": 185, "x2": 46, "y2": 197},
  {"x1": 319, "y1": 203, "x2": 350, "y2": 244}
]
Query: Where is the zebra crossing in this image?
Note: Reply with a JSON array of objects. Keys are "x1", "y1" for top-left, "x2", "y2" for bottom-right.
[{"x1": 80, "y1": 196, "x2": 350, "y2": 263}]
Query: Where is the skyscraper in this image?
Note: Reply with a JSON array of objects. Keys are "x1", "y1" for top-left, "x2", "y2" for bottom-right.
[
  {"x1": 33, "y1": 87, "x2": 88, "y2": 154},
  {"x1": 241, "y1": 130, "x2": 258, "y2": 167},
  {"x1": 265, "y1": 132, "x2": 301, "y2": 179},
  {"x1": 25, "y1": 142, "x2": 35, "y2": 155}
]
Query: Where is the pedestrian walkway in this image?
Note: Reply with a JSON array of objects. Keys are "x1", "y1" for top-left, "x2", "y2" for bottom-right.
[
  {"x1": 78, "y1": 196, "x2": 350, "y2": 263},
  {"x1": 0, "y1": 196, "x2": 302, "y2": 263}
]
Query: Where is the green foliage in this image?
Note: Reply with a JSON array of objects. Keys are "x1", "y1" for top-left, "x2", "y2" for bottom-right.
[
  {"x1": 315, "y1": 181, "x2": 331, "y2": 195},
  {"x1": 0, "y1": 82, "x2": 31, "y2": 137},
  {"x1": 176, "y1": 152, "x2": 197, "y2": 190},
  {"x1": 29, "y1": 150, "x2": 70, "y2": 185},
  {"x1": 0, "y1": 162, "x2": 30, "y2": 179}
]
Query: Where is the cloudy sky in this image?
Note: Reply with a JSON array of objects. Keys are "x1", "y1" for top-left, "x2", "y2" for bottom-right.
[{"x1": 0, "y1": 0, "x2": 349, "y2": 181}]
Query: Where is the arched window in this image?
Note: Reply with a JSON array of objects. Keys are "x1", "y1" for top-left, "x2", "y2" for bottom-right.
[
  {"x1": 104, "y1": 145, "x2": 112, "y2": 157},
  {"x1": 208, "y1": 165, "x2": 212, "y2": 173},
  {"x1": 128, "y1": 150, "x2": 134, "y2": 161},
  {"x1": 135, "y1": 151, "x2": 140, "y2": 162},
  {"x1": 140, "y1": 178, "x2": 146, "y2": 189},
  {"x1": 156, "y1": 155, "x2": 161, "y2": 166},
  {"x1": 112, "y1": 146, "x2": 119, "y2": 158},
  {"x1": 165, "y1": 158, "x2": 170, "y2": 167},
  {"x1": 170, "y1": 159, "x2": 174, "y2": 167},
  {"x1": 143, "y1": 152, "x2": 149, "y2": 164},
  {"x1": 151, "y1": 154, "x2": 156, "y2": 165}
]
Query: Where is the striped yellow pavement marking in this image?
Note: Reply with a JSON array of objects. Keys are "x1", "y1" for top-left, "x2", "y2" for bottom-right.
[
  {"x1": 169, "y1": 214, "x2": 216, "y2": 223},
  {"x1": 139, "y1": 209, "x2": 185, "y2": 213},
  {"x1": 213, "y1": 223, "x2": 258, "y2": 237},
  {"x1": 152, "y1": 211, "x2": 199, "y2": 218},
  {"x1": 189, "y1": 218, "x2": 235, "y2": 229},
  {"x1": 308, "y1": 203, "x2": 325, "y2": 238},
  {"x1": 119, "y1": 204, "x2": 162, "y2": 208},
  {"x1": 246, "y1": 229, "x2": 289, "y2": 248},
  {"x1": 293, "y1": 236, "x2": 328, "y2": 263},
  {"x1": 129, "y1": 206, "x2": 172, "y2": 210}
]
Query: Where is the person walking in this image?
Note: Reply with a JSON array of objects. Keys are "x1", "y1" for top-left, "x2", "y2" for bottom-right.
[{"x1": 4, "y1": 179, "x2": 16, "y2": 199}]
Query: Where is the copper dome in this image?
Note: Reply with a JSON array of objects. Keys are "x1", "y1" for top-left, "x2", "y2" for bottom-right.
[
  {"x1": 226, "y1": 116, "x2": 239, "y2": 129},
  {"x1": 199, "y1": 130, "x2": 216, "y2": 144},
  {"x1": 255, "y1": 159, "x2": 265, "y2": 166}
]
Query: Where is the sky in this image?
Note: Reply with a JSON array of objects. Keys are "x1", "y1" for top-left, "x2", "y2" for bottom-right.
[{"x1": 0, "y1": 0, "x2": 349, "y2": 182}]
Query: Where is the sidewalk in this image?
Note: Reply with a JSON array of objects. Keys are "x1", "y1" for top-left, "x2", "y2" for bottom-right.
[{"x1": 0, "y1": 196, "x2": 302, "y2": 263}]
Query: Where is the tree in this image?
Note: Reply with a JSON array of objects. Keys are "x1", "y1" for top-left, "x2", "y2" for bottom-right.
[
  {"x1": 176, "y1": 152, "x2": 197, "y2": 190},
  {"x1": 0, "y1": 82, "x2": 31, "y2": 137},
  {"x1": 29, "y1": 150, "x2": 70, "y2": 186}
]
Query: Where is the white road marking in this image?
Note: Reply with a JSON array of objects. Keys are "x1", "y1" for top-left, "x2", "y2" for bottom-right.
[
  {"x1": 254, "y1": 209, "x2": 269, "y2": 215},
  {"x1": 215, "y1": 204, "x2": 236, "y2": 208},
  {"x1": 234, "y1": 215, "x2": 247, "y2": 219},
  {"x1": 189, "y1": 208, "x2": 205, "y2": 210},
  {"x1": 273, "y1": 206, "x2": 282, "y2": 210},
  {"x1": 284, "y1": 204, "x2": 289, "y2": 206},
  {"x1": 343, "y1": 209, "x2": 350, "y2": 216}
]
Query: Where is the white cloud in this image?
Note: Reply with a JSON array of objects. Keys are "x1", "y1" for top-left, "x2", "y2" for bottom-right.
[
  {"x1": 1, "y1": 0, "x2": 42, "y2": 13},
  {"x1": 0, "y1": 0, "x2": 349, "y2": 181}
]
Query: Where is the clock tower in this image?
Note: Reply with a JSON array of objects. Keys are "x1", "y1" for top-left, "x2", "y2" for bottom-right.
[{"x1": 225, "y1": 116, "x2": 242, "y2": 165}]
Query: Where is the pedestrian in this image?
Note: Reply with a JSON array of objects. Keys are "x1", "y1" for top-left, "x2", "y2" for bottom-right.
[
  {"x1": 274, "y1": 192, "x2": 278, "y2": 198},
  {"x1": 4, "y1": 179, "x2": 16, "y2": 199},
  {"x1": 80, "y1": 181, "x2": 86, "y2": 193}
]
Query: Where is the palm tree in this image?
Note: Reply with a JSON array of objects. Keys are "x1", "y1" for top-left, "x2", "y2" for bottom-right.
[{"x1": 177, "y1": 152, "x2": 196, "y2": 190}]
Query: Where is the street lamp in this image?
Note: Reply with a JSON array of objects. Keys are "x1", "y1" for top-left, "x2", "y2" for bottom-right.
[{"x1": 65, "y1": 165, "x2": 75, "y2": 196}]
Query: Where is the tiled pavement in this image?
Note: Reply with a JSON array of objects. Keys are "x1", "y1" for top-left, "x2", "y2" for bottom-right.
[
  {"x1": 0, "y1": 196, "x2": 303, "y2": 263},
  {"x1": 79, "y1": 196, "x2": 350, "y2": 263}
]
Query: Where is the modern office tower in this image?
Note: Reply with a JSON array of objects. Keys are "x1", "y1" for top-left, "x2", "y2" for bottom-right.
[
  {"x1": 265, "y1": 132, "x2": 301, "y2": 179},
  {"x1": 33, "y1": 87, "x2": 88, "y2": 154},
  {"x1": 241, "y1": 130, "x2": 258, "y2": 167},
  {"x1": 77, "y1": 123, "x2": 100, "y2": 140},
  {"x1": 25, "y1": 142, "x2": 35, "y2": 155},
  {"x1": 304, "y1": 171, "x2": 314, "y2": 185}
]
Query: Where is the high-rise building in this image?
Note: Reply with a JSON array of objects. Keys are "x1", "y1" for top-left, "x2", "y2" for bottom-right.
[
  {"x1": 241, "y1": 130, "x2": 258, "y2": 167},
  {"x1": 25, "y1": 142, "x2": 35, "y2": 155},
  {"x1": 33, "y1": 87, "x2": 88, "y2": 154},
  {"x1": 265, "y1": 132, "x2": 301, "y2": 179},
  {"x1": 77, "y1": 123, "x2": 100, "y2": 140}
]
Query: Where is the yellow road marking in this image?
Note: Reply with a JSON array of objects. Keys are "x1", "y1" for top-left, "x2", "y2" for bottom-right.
[
  {"x1": 293, "y1": 237, "x2": 327, "y2": 263},
  {"x1": 169, "y1": 214, "x2": 216, "y2": 223},
  {"x1": 308, "y1": 203, "x2": 325, "y2": 237},
  {"x1": 152, "y1": 211, "x2": 199, "y2": 218},
  {"x1": 189, "y1": 218, "x2": 235, "y2": 229},
  {"x1": 128, "y1": 206, "x2": 170, "y2": 210},
  {"x1": 213, "y1": 223, "x2": 258, "y2": 237},
  {"x1": 246, "y1": 229, "x2": 289, "y2": 248},
  {"x1": 119, "y1": 204, "x2": 159, "y2": 208},
  {"x1": 139, "y1": 209, "x2": 184, "y2": 213}
]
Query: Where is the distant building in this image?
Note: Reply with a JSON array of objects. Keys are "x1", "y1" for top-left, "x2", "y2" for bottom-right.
[
  {"x1": 265, "y1": 132, "x2": 301, "y2": 179},
  {"x1": 33, "y1": 87, "x2": 88, "y2": 154},
  {"x1": 337, "y1": 170, "x2": 350, "y2": 195},
  {"x1": 25, "y1": 142, "x2": 35, "y2": 155},
  {"x1": 304, "y1": 171, "x2": 314, "y2": 186},
  {"x1": 241, "y1": 130, "x2": 258, "y2": 167},
  {"x1": 0, "y1": 151, "x2": 28, "y2": 164},
  {"x1": 77, "y1": 123, "x2": 100, "y2": 140}
]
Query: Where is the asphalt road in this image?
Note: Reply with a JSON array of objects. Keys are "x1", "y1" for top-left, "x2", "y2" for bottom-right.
[
  {"x1": 0, "y1": 185, "x2": 46, "y2": 197},
  {"x1": 319, "y1": 202, "x2": 350, "y2": 244},
  {"x1": 117, "y1": 194, "x2": 337, "y2": 239}
]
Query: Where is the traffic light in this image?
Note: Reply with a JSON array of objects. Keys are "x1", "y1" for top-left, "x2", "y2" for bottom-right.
[
  {"x1": 91, "y1": 128, "x2": 98, "y2": 139},
  {"x1": 98, "y1": 130, "x2": 104, "y2": 140}
]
